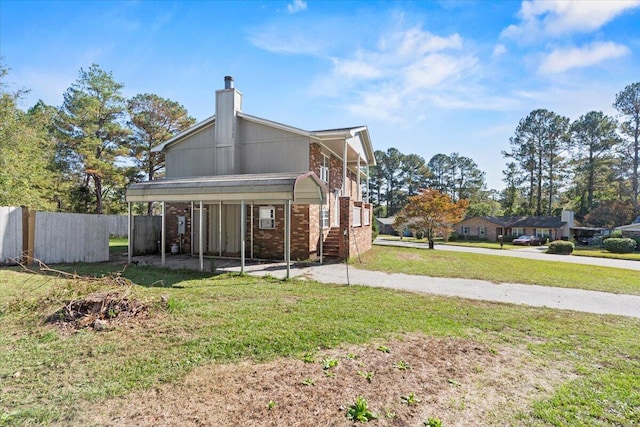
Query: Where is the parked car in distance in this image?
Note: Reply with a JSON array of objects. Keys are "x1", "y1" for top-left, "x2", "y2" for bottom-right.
[{"x1": 512, "y1": 235, "x2": 542, "y2": 246}]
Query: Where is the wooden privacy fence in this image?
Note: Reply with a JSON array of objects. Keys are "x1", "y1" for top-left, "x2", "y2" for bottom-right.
[
  {"x1": 0, "y1": 207, "x2": 111, "y2": 265},
  {"x1": 0, "y1": 206, "x2": 23, "y2": 264},
  {"x1": 132, "y1": 215, "x2": 162, "y2": 255}
]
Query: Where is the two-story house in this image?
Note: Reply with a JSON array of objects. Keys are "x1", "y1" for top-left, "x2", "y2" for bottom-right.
[{"x1": 125, "y1": 77, "x2": 375, "y2": 274}]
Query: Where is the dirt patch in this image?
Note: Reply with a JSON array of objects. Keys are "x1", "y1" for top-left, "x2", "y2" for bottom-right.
[
  {"x1": 44, "y1": 290, "x2": 148, "y2": 331},
  {"x1": 73, "y1": 334, "x2": 571, "y2": 426}
]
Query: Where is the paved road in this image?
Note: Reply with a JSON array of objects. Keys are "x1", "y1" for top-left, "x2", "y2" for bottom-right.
[{"x1": 375, "y1": 238, "x2": 640, "y2": 271}]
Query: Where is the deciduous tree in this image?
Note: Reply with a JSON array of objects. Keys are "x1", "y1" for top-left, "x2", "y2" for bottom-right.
[{"x1": 394, "y1": 188, "x2": 468, "y2": 249}]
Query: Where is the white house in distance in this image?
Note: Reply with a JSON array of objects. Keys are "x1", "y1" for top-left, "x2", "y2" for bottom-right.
[{"x1": 125, "y1": 77, "x2": 375, "y2": 276}]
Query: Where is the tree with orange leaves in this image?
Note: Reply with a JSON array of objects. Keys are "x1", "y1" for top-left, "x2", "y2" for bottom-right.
[{"x1": 394, "y1": 188, "x2": 468, "y2": 249}]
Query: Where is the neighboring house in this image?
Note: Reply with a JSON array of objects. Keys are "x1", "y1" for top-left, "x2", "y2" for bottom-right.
[
  {"x1": 125, "y1": 77, "x2": 375, "y2": 270},
  {"x1": 375, "y1": 217, "x2": 397, "y2": 235},
  {"x1": 455, "y1": 210, "x2": 575, "y2": 241},
  {"x1": 615, "y1": 222, "x2": 640, "y2": 238}
]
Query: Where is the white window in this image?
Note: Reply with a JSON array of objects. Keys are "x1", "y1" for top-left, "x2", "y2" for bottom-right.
[
  {"x1": 462, "y1": 226, "x2": 469, "y2": 235},
  {"x1": 259, "y1": 206, "x2": 275, "y2": 229},
  {"x1": 363, "y1": 208, "x2": 370, "y2": 226},
  {"x1": 320, "y1": 154, "x2": 329, "y2": 183},
  {"x1": 321, "y1": 206, "x2": 329, "y2": 229},
  {"x1": 479, "y1": 226, "x2": 486, "y2": 236},
  {"x1": 512, "y1": 227, "x2": 524, "y2": 236},
  {"x1": 536, "y1": 228, "x2": 550, "y2": 237},
  {"x1": 353, "y1": 206, "x2": 362, "y2": 227}
]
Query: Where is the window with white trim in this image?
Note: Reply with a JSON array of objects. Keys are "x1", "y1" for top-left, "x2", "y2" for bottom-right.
[
  {"x1": 512, "y1": 227, "x2": 524, "y2": 236},
  {"x1": 259, "y1": 206, "x2": 275, "y2": 229},
  {"x1": 353, "y1": 206, "x2": 362, "y2": 227},
  {"x1": 462, "y1": 226, "x2": 469, "y2": 235},
  {"x1": 479, "y1": 226, "x2": 486, "y2": 236},
  {"x1": 319, "y1": 154, "x2": 329, "y2": 183},
  {"x1": 535, "y1": 228, "x2": 550, "y2": 237},
  {"x1": 363, "y1": 208, "x2": 370, "y2": 226},
  {"x1": 321, "y1": 206, "x2": 329, "y2": 229}
]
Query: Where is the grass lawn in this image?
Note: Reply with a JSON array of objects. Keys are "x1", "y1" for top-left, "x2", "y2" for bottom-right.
[
  {"x1": 358, "y1": 245, "x2": 640, "y2": 295},
  {"x1": 572, "y1": 247, "x2": 640, "y2": 261},
  {"x1": 109, "y1": 237, "x2": 128, "y2": 254},
  {"x1": 0, "y1": 264, "x2": 638, "y2": 426}
]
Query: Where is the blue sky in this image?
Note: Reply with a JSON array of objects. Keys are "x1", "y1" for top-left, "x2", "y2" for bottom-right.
[{"x1": 2, "y1": 0, "x2": 639, "y2": 190}]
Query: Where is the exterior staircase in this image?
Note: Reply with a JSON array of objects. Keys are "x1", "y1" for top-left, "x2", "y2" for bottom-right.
[{"x1": 322, "y1": 227, "x2": 342, "y2": 257}]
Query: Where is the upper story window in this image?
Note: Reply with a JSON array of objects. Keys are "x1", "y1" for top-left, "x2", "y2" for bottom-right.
[
  {"x1": 320, "y1": 154, "x2": 329, "y2": 183},
  {"x1": 259, "y1": 206, "x2": 275, "y2": 229}
]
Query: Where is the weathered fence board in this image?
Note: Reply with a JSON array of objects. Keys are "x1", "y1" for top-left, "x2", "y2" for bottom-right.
[
  {"x1": 132, "y1": 216, "x2": 162, "y2": 255},
  {"x1": 0, "y1": 206, "x2": 23, "y2": 265},
  {"x1": 107, "y1": 215, "x2": 128, "y2": 237},
  {"x1": 34, "y1": 212, "x2": 109, "y2": 263}
]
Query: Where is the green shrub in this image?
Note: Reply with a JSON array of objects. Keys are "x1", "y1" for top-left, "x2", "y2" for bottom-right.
[
  {"x1": 448, "y1": 232, "x2": 458, "y2": 242},
  {"x1": 603, "y1": 237, "x2": 637, "y2": 254},
  {"x1": 547, "y1": 240, "x2": 574, "y2": 255},
  {"x1": 608, "y1": 230, "x2": 623, "y2": 239},
  {"x1": 371, "y1": 215, "x2": 379, "y2": 241},
  {"x1": 632, "y1": 237, "x2": 640, "y2": 252}
]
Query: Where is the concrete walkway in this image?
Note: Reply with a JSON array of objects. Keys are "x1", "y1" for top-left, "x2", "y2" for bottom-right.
[
  {"x1": 129, "y1": 243, "x2": 640, "y2": 319},
  {"x1": 223, "y1": 260, "x2": 640, "y2": 319}
]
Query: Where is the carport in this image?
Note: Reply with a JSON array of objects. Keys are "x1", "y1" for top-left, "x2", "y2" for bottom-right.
[{"x1": 125, "y1": 172, "x2": 327, "y2": 278}]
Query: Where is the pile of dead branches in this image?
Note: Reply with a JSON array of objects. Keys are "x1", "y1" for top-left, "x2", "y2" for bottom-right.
[
  {"x1": 44, "y1": 290, "x2": 148, "y2": 331},
  {"x1": 17, "y1": 257, "x2": 149, "y2": 331}
]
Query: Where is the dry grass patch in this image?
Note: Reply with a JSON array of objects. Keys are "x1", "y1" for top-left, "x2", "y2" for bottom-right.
[{"x1": 74, "y1": 334, "x2": 572, "y2": 426}]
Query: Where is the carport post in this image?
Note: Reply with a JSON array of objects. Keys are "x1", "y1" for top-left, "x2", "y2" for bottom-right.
[
  {"x1": 218, "y1": 201, "x2": 222, "y2": 256},
  {"x1": 250, "y1": 202, "x2": 254, "y2": 260},
  {"x1": 161, "y1": 201, "x2": 166, "y2": 267},
  {"x1": 199, "y1": 200, "x2": 204, "y2": 271},
  {"x1": 319, "y1": 205, "x2": 323, "y2": 264},
  {"x1": 240, "y1": 200, "x2": 246, "y2": 274},
  {"x1": 127, "y1": 202, "x2": 132, "y2": 264},
  {"x1": 285, "y1": 199, "x2": 291, "y2": 279}
]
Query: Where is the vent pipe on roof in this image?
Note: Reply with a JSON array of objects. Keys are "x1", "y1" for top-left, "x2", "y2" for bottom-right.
[{"x1": 224, "y1": 76, "x2": 234, "y2": 89}]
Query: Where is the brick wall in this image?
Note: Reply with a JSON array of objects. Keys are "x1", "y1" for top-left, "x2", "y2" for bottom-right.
[
  {"x1": 164, "y1": 203, "x2": 191, "y2": 253},
  {"x1": 339, "y1": 197, "x2": 373, "y2": 259}
]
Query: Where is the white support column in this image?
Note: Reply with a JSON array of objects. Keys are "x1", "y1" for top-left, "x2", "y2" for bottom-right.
[
  {"x1": 218, "y1": 201, "x2": 222, "y2": 256},
  {"x1": 319, "y1": 204, "x2": 323, "y2": 264},
  {"x1": 357, "y1": 156, "x2": 361, "y2": 200},
  {"x1": 199, "y1": 200, "x2": 204, "y2": 271},
  {"x1": 285, "y1": 200, "x2": 291, "y2": 279},
  {"x1": 127, "y1": 202, "x2": 132, "y2": 264},
  {"x1": 240, "y1": 200, "x2": 246, "y2": 274},
  {"x1": 190, "y1": 201, "x2": 194, "y2": 255},
  {"x1": 366, "y1": 163, "x2": 370, "y2": 203},
  {"x1": 250, "y1": 202, "x2": 254, "y2": 260},
  {"x1": 161, "y1": 201, "x2": 166, "y2": 267},
  {"x1": 343, "y1": 141, "x2": 348, "y2": 196}
]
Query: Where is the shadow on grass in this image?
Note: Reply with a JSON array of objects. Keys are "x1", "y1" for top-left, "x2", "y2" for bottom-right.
[{"x1": 32, "y1": 263, "x2": 216, "y2": 289}]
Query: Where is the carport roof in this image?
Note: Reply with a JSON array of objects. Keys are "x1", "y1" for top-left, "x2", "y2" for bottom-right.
[{"x1": 125, "y1": 172, "x2": 327, "y2": 204}]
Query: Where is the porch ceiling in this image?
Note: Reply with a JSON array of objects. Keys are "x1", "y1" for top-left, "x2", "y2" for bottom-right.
[{"x1": 125, "y1": 172, "x2": 327, "y2": 204}]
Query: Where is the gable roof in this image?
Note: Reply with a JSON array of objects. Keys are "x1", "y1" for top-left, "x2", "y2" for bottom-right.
[
  {"x1": 459, "y1": 215, "x2": 565, "y2": 229},
  {"x1": 150, "y1": 113, "x2": 375, "y2": 165}
]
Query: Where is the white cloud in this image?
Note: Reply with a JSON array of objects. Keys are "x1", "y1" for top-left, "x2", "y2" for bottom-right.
[
  {"x1": 492, "y1": 44, "x2": 506, "y2": 58},
  {"x1": 502, "y1": 0, "x2": 640, "y2": 40},
  {"x1": 287, "y1": 0, "x2": 307, "y2": 14},
  {"x1": 539, "y1": 41, "x2": 630, "y2": 74}
]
